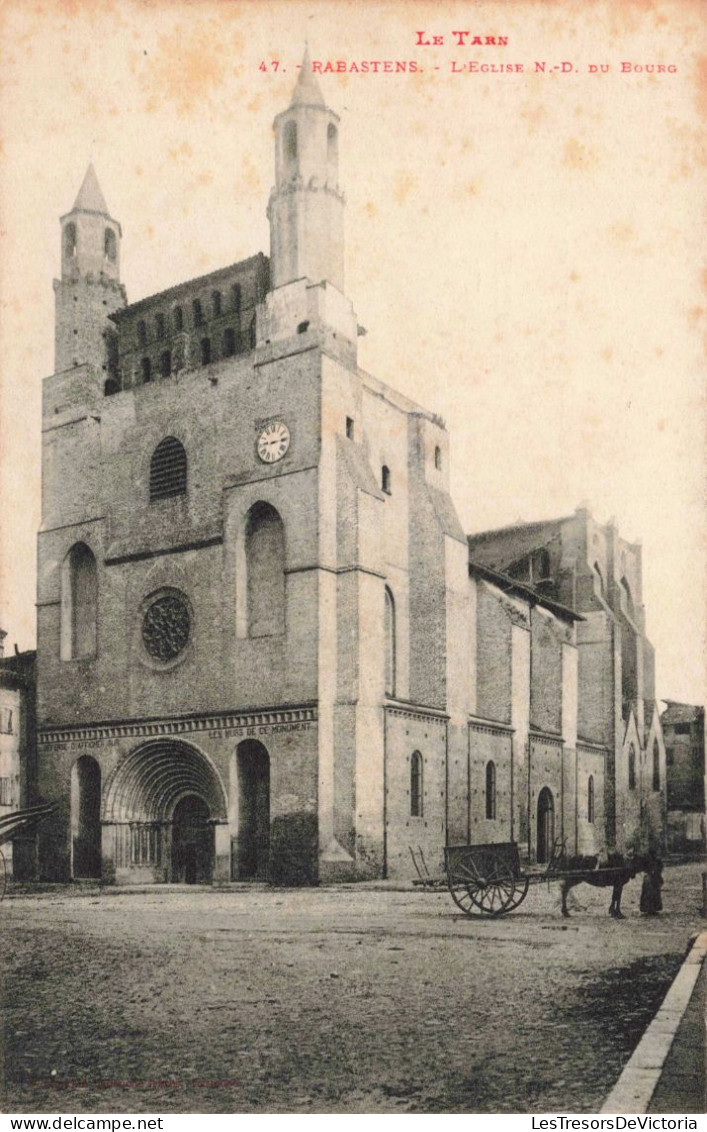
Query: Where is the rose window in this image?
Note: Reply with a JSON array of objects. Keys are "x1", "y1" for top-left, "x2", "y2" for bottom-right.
[{"x1": 142, "y1": 593, "x2": 190, "y2": 662}]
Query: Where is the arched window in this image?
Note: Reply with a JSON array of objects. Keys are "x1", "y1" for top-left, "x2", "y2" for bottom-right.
[
  {"x1": 485, "y1": 761, "x2": 496, "y2": 819},
  {"x1": 245, "y1": 503, "x2": 286, "y2": 637},
  {"x1": 137, "y1": 320, "x2": 147, "y2": 347},
  {"x1": 160, "y1": 350, "x2": 172, "y2": 378},
  {"x1": 141, "y1": 357, "x2": 152, "y2": 384},
  {"x1": 628, "y1": 743, "x2": 636, "y2": 789},
  {"x1": 593, "y1": 562, "x2": 604, "y2": 597},
  {"x1": 284, "y1": 120, "x2": 297, "y2": 163},
  {"x1": 200, "y1": 338, "x2": 211, "y2": 366},
  {"x1": 193, "y1": 298, "x2": 203, "y2": 326},
  {"x1": 173, "y1": 306, "x2": 184, "y2": 332},
  {"x1": 155, "y1": 313, "x2": 165, "y2": 340},
  {"x1": 212, "y1": 290, "x2": 222, "y2": 317},
  {"x1": 384, "y1": 587, "x2": 396, "y2": 696},
  {"x1": 223, "y1": 328, "x2": 236, "y2": 357},
  {"x1": 410, "y1": 751, "x2": 423, "y2": 817},
  {"x1": 621, "y1": 575, "x2": 634, "y2": 616},
  {"x1": 61, "y1": 543, "x2": 98, "y2": 660},
  {"x1": 381, "y1": 465, "x2": 391, "y2": 495},
  {"x1": 652, "y1": 739, "x2": 660, "y2": 791},
  {"x1": 64, "y1": 222, "x2": 77, "y2": 259},
  {"x1": 588, "y1": 775, "x2": 595, "y2": 823},
  {"x1": 434, "y1": 445, "x2": 442, "y2": 470},
  {"x1": 150, "y1": 437, "x2": 187, "y2": 502},
  {"x1": 231, "y1": 284, "x2": 241, "y2": 314},
  {"x1": 104, "y1": 228, "x2": 116, "y2": 262},
  {"x1": 327, "y1": 122, "x2": 338, "y2": 163}
]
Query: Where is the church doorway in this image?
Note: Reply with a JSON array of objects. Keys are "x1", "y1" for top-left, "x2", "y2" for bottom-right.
[
  {"x1": 70, "y1": 755, "x2": 102, "y2": 878},
  {"x1": 104, "y1": 739, "x2": 227, "y2": 883},
  {"x1": 237, "y1": 740, "x2": 270, "y2": 879},
  {"x1": 537, "y1": 787, "x2": 555, "y2": 864},
  {"x1": 171, "y1": 795, "x2": 214, "y2": 884}
]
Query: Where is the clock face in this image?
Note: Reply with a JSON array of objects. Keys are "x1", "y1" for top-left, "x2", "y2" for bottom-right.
[{"x1": 257, "y1": 421, "x2": 290, "y2": 464}]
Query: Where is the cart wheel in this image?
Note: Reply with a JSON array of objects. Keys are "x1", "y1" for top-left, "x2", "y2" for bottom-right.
[
  {"x1": 504, "y1": 875, "x2": 530, "y2": 912},
  {"x1": 447, "y1": 848, "x2": 517, "y2": 916}
]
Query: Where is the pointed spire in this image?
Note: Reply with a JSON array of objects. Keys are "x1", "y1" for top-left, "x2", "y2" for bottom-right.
[
  {"x1": 72, "y1": 163, "x2": 110, "y2": 215},
  {"x1": 290, "y1": 44, "x2": 325, "y2": 107}
]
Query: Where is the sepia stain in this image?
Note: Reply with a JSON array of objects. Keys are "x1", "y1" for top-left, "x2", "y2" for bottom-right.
[
  {"x1": 695, "y1": 56, "x2": 707, "y2": 121},
  {"x1": 137, "y1": 20, "x2": 241, "y2": 117},
  {"x1": 364, "y1": 201, "x2": 377, "y2": 219},
  {"x1": 686, "y1": 306, "x2": 704, "y2": 329},
  {"x1": 601, "y1": 347, "x2": 614, "y2": 363},
  {"x1": 607, "y1": 221, "x2": 639, "y2": 250},
  {"x1": 656, "y1": 419, "x2": 666, "y2": 432},
  {"x1": 563, "y1": 137, "x2": 598, "y2": 171},
  {"x1": 569, "y1": 271, "x2": 580, "y2": 283},
  {"x1": 168, "y1": 141, "x2": 193, "y2": 163},
  {"x1": 392, "y1": 169, "x2": 417, "y2": 207},
  {"x1": 238, "y1": 153, "x2": 261, "y2": 193},
  {"x1": 521, "y1": 102, "x2": 548, "y2": 135}
]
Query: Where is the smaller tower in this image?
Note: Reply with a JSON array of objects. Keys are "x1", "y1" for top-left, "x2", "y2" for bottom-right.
[
  {"x1": 267, "y1": 47, "x2": 345, "y2": 292},
  {"x1": 54, "y1": 165, "x2": 126, "y2": 376}
]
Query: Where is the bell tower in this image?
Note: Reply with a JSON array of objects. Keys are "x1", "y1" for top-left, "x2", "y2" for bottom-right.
[
  {"x1": 268, "y1": 46, "x2": 345, "y2": 292},
  {"x1": 54, "y1": 164, "x2": 126, "y2": 375},
  {"x1": 258, "y1": 49, "x2": 357, "y2": 356}
]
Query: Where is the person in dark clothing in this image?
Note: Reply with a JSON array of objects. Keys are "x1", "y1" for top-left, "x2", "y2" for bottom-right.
[{"x1": 640, "y1": 854, "x2": 664, "y2": 915}]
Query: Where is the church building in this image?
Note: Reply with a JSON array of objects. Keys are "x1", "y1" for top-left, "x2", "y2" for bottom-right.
[{"x1": 35, "y1": 60, "x2": 666, "y2": 885}]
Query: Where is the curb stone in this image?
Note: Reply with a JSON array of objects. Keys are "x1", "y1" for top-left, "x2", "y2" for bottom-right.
[{"x1": 601, "y1": 931, "x2": 706, "y2": 1114}]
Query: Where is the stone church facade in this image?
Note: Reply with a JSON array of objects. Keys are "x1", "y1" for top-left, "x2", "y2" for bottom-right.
[{"x1": 35, "y1": 61, "x2": 666, "y2": 885}]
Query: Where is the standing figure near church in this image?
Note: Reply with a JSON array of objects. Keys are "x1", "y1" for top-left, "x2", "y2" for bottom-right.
[{"x1": 639, "y1": 854, "x2": 664, "y2": 915}]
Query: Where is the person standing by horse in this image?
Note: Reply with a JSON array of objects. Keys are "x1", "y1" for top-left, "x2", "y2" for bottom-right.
[{"x1": 640, "y1": 853, "x2": 664, "y2": 916}]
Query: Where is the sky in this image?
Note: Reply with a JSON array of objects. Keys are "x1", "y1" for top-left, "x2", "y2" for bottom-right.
[{"x1": 0, "y1": 0, "x2": 704, "y2": 705}]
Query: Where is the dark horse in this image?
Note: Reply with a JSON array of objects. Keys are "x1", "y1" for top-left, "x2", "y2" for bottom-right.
[{"x1": 555, "y1": 853, "x2": 654, "y2": 918}]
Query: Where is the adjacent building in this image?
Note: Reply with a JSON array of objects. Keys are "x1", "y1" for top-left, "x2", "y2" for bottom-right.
[
  {"x1": 0, "y1": 632, "x2": 38, "y2": 878},
  {"x1": 661, "y1": 702, "x2": 706, "y2": 852}
]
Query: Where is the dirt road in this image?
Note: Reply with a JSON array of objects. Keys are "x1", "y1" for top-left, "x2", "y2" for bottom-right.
[{"x1": 1, "y1": 862, "x2": 703, "y2": 1113}]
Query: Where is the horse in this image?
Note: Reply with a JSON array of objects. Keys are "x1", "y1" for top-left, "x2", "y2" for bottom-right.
[{"x1": 555, "y1": 852, "x2": 654, "y2": 918}]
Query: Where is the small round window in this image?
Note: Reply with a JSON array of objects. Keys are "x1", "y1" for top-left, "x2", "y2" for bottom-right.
[{"x1": 142, "y1": 591, "x2": 190, "y2": 662}]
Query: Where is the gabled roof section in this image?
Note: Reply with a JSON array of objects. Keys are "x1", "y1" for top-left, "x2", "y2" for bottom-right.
[
  {"x1": 291, "y1": 44, "x2": 326, "y2": 107},
  {"x1": 468, "y1": 560, "x2": 583, "y2": 624},
  {"x1": 467, "y1": 516, "x2": 571, "y2": 571},
  {"x1": 72, "y1": 163, "x2": 110, "y2": 216}
]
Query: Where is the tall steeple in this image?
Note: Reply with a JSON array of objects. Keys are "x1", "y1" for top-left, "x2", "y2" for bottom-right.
[
  {"x1": 267, "y1": 47, "x2": 345, "y2": 292},
  {"x1": 289, "y1": 44, "x2": 325, "y2": 108},
  {"x1": 72, "y1": 163, "x2": 111, "y2": 215},
  {"x1": 54, "y1": 165, "x2": 126, "y2": 375}
]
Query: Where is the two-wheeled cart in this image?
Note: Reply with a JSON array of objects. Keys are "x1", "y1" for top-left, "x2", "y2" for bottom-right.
[{"x1": 444, "y1": 840, "x2": 633, "y2": 917}]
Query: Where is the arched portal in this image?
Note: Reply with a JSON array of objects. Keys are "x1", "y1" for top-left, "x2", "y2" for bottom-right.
[
  {"x1": 71, "y1": 755, "x2": 101, "y2": 878},
  {"x1": 237, "y1": 740, "x2": 270, "y2": 880},
  {"x1": 172, "y1": 795, "x2": 213, "y2": 884},
  {"x1": 537, "y1": 787, "x2": 555, "y2": 864},
  {"x1": 104, "y1": 740, "x2": 227, "y2": 883}
]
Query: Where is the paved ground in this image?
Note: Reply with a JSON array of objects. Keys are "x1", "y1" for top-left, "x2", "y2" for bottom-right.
[{"x1": 1, "y1": 862, "x2": 704, "y2": 1114}]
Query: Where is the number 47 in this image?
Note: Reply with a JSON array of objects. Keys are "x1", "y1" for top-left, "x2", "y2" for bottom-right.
[{"x1": 259, "y1": 60, "x2": 281, "y2": 72}]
